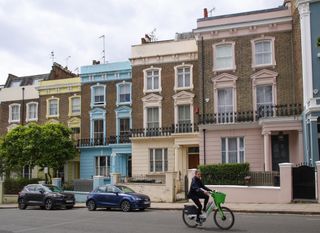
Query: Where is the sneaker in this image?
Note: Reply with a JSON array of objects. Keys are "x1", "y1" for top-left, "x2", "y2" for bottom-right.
[{"x1": 196, "y1": 219, "x2": 202, "y2": 226}]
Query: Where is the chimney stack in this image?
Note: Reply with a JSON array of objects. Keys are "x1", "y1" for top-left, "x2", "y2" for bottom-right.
[{"x1": 204, "y1": 8, "x2": 208, "y2": 18}]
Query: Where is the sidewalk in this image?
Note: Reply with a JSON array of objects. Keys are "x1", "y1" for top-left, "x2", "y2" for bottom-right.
[{"x1": 1, "y1": 201, "x2": 320, "y2": 215}]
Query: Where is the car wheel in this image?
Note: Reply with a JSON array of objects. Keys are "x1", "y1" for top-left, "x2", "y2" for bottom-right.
[
  {"x1": 66, "y1": 205, "x2": 74, "y2": 209},
  {"x1": 18, "y1": 198, "x2": 27, "y2": 210},
  {"x1": 120, "y1": 200, "x2": 131, "y2": 212},
  {"x1": 45, "y1": 198, "x2": 54, "y2": 210},
  {"x1": 87, "y1": 200, "x2": 96, "y2": 211}
]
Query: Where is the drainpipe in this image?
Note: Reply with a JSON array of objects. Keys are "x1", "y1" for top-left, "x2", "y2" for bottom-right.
[{"x1": 201, "y1": 36, "x2": 207, "y2": 165}]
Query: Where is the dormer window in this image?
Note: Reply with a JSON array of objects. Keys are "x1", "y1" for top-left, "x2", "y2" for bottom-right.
[{"x1": 10, "y1": 80, "x2": 21, "y2": 87}]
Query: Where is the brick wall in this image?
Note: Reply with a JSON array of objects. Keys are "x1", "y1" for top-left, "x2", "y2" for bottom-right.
[
  {"x1": 199, "y1": 31, "x2": 300, "y2": 114},
  {"x1": 38, "y1": 92, "x2": 80, "y2": 125},
  {"x1": 81, "y1": 80, "x2": 130, "y2": 139},
  {"x1": 132, "y1": 60, "x2": 199, "y2": 129},
  {"x1": 0, "y1": 99, "x2": 39, "y2": 136}
]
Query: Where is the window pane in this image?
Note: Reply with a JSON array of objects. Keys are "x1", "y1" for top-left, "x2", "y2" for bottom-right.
[
  {"x1": 49, "y1": 100, "x2": 57, "y2": 115},
  {"x1": 215, "y1": 44, "x2": 232, "y2": 69},
  {"x1": 149, "y1": 149, "x2": 154, "y2": 172},
  {"x1": 94, "y1": 119, "x2": 104, "y2": 139},
  {"x1": 255, "y1": 41, "x2": 272, "y2": 65},
  {"x1": 178, "y1": 105, "x2": 191, "y2": 124},
  {"x1": 72, "y1": 98, "x2": 80, "y2": 113},
  {"x1": 94, "y1": 87, "x2": 104, "y2": 104},
  {"x1": 147, "y1": 107, "x2": 159, "y2": 128},
  {"x1": 218, "y1": 88, "x2": 233, "y2": 113},
  {"x1": 120, "y1": 118, "x2": 130, "y2": 135}
]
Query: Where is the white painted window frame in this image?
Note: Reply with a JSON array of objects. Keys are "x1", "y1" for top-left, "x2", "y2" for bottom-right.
[
  {"x1": 46, "y1": 97, "x2": 59, "y2": 118},
  {"x1": 8, "y1": 103, "x2": 21, "y2": 123},
  {"x1": 26, "y1": 102, "x2": 38, "y2": 122},
  {"x1": 213, "y1": 41, "x2": 236, "y2": 72},
  {"x1": 251, "y1": 36, "x2": 276, "y2": 69},
  {"x1": 143, "y1": 66, "x2": 162, "y2": 94},
  {"x1": 221, "y1": 137, "x2": 245, "y2": 163},
  {"x1": 174, "y1": 63, "x2": 194, "y2": 91}
]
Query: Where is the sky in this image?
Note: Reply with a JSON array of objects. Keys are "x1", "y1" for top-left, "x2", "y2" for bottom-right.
[{"x1": 0, "y1": 0, "x2": 284, "y2": 84}]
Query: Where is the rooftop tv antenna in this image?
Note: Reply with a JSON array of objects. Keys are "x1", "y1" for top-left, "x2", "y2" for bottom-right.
[
  {"x1": 149, "y1": 28, "x2": 157, "y2": 42},
  {"x1": 99, "y1": 34, "x2": 106, "y2": 64},
  {"x1": 209, "y1": 7, "x2": 215, "y2": 16},
  {"x1": 65, "y1": 56, "x2": 71, "y2": 68}
]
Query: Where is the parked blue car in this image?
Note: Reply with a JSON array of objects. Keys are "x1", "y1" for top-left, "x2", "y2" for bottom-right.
[{"x1": 86, "y1": 185, "x2": 151, "y2": 212}]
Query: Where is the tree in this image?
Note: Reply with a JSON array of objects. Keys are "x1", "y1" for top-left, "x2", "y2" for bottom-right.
[
  {"x1": 37, "y1": 123, "x2": 77, "y2": 180},
  {"x1": 0, "y1": 123, "x2": 77, "y2": 181}
]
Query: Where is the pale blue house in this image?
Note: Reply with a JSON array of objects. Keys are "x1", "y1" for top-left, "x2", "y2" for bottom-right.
[
  {"x1": 78, "y1": 61, "x2": 132, "y2": 182},
  {"x1": 297, "y1": 0, "x2": 320, "y2": 165}
]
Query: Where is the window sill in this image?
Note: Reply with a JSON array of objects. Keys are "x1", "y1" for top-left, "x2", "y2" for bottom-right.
[
  {"x1": 251, "y1": 64, "x2": 276, "y2": 70},
  {"x1": 174, "y1": 86, "x2": 194, "y2": 92},
  {"x1": 212, "y1": 67, "x2": 236, "y2": 73}
]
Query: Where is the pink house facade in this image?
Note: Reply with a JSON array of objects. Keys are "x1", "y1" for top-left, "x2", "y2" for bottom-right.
[{"x1": 194, "y1": 2, "x2": 304, "y2": 171}]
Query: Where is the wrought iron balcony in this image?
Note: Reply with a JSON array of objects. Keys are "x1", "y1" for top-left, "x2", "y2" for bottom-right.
[
  {"x1": 77, "y1": 134, "x2": 131, "y2": 147},
  {"x1": 199, "y1": 104, "x2": 302, "y2": 125},
  {"x1": 130, "y1": 123, "x2": 199, "y2": 138}
]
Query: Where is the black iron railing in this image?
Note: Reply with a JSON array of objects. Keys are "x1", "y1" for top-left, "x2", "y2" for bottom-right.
[
  {"x1": 131, "y1": 123, "x2": 199, "y2": 137},
  {"x1": 199, "y1": 104, "x2": 302, "y2": 125},
  {"x1": 77, "y1": 134, "x2": 131, "y2": 147}
]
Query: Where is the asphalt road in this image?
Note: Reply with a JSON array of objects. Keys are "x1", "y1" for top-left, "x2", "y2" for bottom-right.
[{"x1": 0, "y1": 208, "x2": 319, "y2": 233}]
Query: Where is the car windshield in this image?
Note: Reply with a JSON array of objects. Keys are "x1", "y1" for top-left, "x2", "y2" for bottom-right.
[
  {"x1": 43, "y1": 185, "x2": 62, "y2": 193},
  {"x1": 116, "y1": 186, "x2": 135, "y2": 194}
]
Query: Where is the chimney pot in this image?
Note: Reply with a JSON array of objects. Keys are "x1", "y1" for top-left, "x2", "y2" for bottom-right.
[{"x1": 204, "y1": 8, "x2": 208, "y2": 18}]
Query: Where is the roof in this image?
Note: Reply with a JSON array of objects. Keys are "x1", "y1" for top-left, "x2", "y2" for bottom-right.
[
  {"x1": 4, "y1": 73, "x2": 49, "y2": 88},
  {"x1": 80, "y1": 61, "x2": 131, "y2": 75},
  {"x1": 197, "y1": 6, "x2": 287, "y2": 23}
]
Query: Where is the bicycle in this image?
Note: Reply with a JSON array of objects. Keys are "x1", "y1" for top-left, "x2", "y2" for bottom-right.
[{"x1": 182, "y1": 191, "x2": 235, "y2": 230}]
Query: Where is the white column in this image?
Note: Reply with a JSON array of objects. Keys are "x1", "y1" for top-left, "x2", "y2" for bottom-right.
[
  {"x1": 297, "y1": 130, "x2": 304, "y2": 163},
  {"x1": 297, "y1": 1, "x2": 313, "y2": 105},
  {"x1": 174, "y1": 145, "x2": 179, "y2": 172},
  {"x1": 263, "y1": 131, "x2": 271, "y2": 171}
]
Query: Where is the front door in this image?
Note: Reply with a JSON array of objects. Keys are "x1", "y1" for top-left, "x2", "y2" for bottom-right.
[
  {"x1": 188, "y1": 154, "x2": 199, "y2": 169},
  {"x1": 271, "y1": 134, "x2": 289, "y2": 171}
]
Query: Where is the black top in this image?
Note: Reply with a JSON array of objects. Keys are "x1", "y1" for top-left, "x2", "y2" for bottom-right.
[{"x1": 188, "y1": 176, "x2": 211, "y2": 199}]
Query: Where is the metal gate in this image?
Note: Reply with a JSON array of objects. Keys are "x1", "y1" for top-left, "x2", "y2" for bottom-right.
[{"x1": 292, "y1": 165, "x2": 315, "y2": 200}]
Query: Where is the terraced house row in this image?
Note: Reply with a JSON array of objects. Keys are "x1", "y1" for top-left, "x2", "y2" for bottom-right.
[{"x1": 0, "y1": 0, "x2": 319, "y2": 196}]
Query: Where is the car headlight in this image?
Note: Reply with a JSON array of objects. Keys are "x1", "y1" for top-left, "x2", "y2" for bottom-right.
[
  {"x1": 133, "y1": 196, "x2": 142, "y2": 201},
  {"x1": 51, "y1": 193, "x2": 63, "y2": 198}
]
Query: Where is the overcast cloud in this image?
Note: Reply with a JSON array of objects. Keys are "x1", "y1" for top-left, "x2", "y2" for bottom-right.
[{"x1": 0, "y1": 0, "x2": 284, "y2": 84}]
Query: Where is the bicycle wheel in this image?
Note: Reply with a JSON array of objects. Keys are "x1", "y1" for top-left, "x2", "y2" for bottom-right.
[
  {"x1": 213, "y1": 206, "x2": 234, "y2": 230},
  {"x1": 182, "y1": 210, "x2": 198, "y2": 228}
]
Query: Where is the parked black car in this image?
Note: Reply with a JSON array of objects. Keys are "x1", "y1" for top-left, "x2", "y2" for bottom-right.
[{"x1": 18, "y1": 184, "x2": 75, "y2": 210}]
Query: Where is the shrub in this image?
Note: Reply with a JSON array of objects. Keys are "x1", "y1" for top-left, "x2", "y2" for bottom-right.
[
  {"x1": 199, "y1": 163, "x2": 250, "y2": 185},
  {"x1": 4, "y1": 178, "x2": 42, "y2": 194}
]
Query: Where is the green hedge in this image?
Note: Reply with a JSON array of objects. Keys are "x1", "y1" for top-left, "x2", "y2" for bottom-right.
[
  {"x1": 4, "y1": 178, "x2": 43, "y2": 194},
  {"x1": 199, "y1": 163, "x2": 250, "y2": 185}
]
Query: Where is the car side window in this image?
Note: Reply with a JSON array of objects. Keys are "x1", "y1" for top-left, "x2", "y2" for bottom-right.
[
  {"x1": 26, "y1": 185, "x2": 36, "y2": 192},
  {"x1": 106, "y1": 186, "x2": 117, "y2": 193},
  {"x1": 35, "y1": 185, "x2": 44, "y2": 193},
  {"x1": 96, "y1": 186, "x2": 106, "y2": 193}
]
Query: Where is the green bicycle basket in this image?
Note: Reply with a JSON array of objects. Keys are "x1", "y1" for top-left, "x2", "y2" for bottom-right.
[{"x1": 214, "y1": 192, "x2": 226, "y2": 205}]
